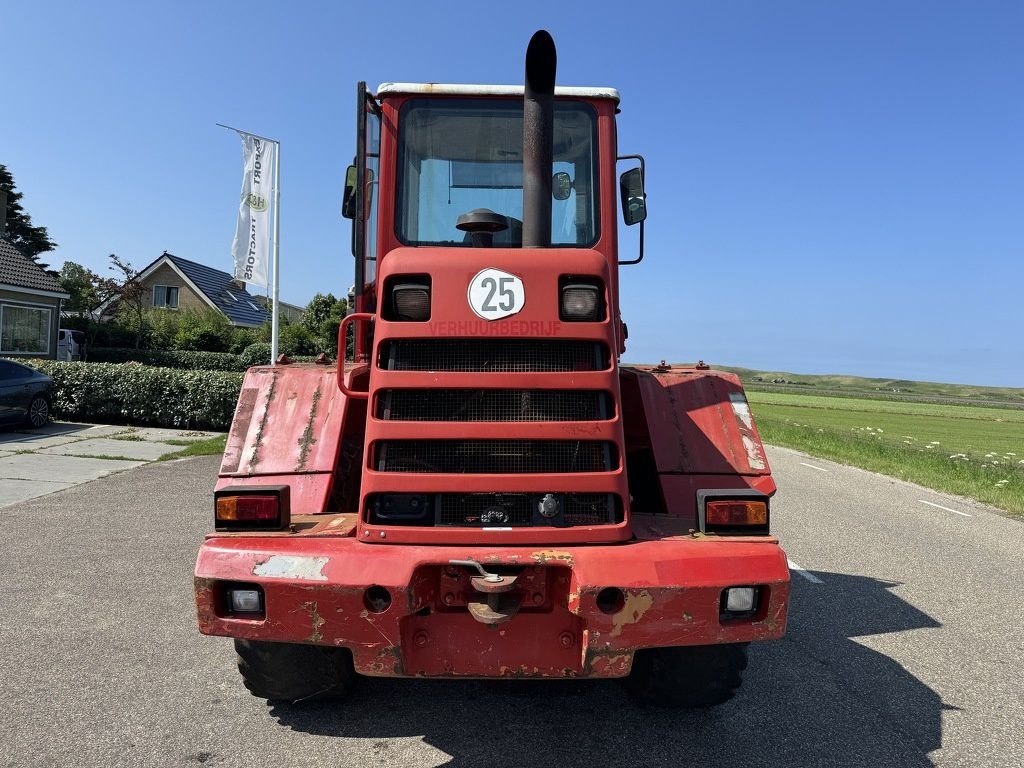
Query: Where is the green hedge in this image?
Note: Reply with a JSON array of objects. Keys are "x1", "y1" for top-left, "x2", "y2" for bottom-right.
[
  {"x1": 239, "y1": 343, "x2": 272, "y2": 368},
  {"x1": 35, "y1": 361, "x2": 244, "y2": 430},
  {"x1": 88, "y1": 347, "x2": 248, "y2": 372},
  {"x1": 89, "y1": 346, "x2": 329, "y2": 371}
]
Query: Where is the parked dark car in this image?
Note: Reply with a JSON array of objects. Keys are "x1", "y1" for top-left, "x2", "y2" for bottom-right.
[{"x1": 0, "y1": 360, "x2": 53, "y2": 428}]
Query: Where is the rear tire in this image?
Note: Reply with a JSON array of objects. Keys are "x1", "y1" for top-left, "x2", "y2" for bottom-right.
[
  {"x1": 27, "y1": 396, "x2": 49, "y2": 428},
  {"x1": 624, "y1": 643, "x2": 748, "y2": 708},
  {"x1": 234, "y1": 640, "x2": 354, "y2": 703}
]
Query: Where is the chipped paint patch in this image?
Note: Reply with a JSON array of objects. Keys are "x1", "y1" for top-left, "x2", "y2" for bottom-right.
[
  {"x1": 295, "y1": 385, "x2": 322, "y2": 471},
  {"x1": 729, "y1": 392, "x2": 754, "y2": 430},
  {"x1": 610, "y1": 590, "x2": 654, "y2": 637},
  {"x1": 253, "y1": 555, "x2": 329, "y2": 581},
  {"x1": 302, "y1": 601, "x2": 325, "y2": 642},
  {"x1": 741, "y1": 434, "x2": 766, "y2": 470},
  {"x1": 530, "y1": 549, "x2": 574, "y2": 566},
  {"x1": 247, "y1": 370, "x2": 278, "y2": 471}
]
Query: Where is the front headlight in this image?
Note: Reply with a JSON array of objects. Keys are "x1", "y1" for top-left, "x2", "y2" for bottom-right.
[
  {"x1": 560, "y1": 279, "x2": 604, "y2": 321},
  {"x1": 388, "y1": 279, "x2": 431, "y2": 321}
]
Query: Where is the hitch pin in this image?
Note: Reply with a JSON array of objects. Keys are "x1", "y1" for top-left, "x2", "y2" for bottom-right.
[{"x1": 449, "y1": 559, "x2": 504, "y2": 583}]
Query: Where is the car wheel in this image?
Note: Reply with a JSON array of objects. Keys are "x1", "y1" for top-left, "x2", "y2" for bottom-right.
[{"x1": 27, "y1": 396, "x2": 50, "y2": 428}]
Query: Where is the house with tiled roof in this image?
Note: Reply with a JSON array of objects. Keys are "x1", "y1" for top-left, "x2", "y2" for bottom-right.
[
  {"x1": 0, "y1": 236, "x2": 69, "y2": 359},
  {"x1": 101, "y1": 251, "x2": 301, "y2": 327}
]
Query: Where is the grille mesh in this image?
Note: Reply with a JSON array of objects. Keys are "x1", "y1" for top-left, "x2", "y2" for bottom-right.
[
  {"x1": 375, "y1": 440, "x2": 615, "y2": 474},
  {"x1": 564, "y1": 493, "x2": 618, "y2": 526},
  {"x1": 432, "y1": 493, "x2": 618, "y2": 526},
  {"x1": 438, "y1": 494, "x2": 534, "y2": 526},
  {"x1": 380, "y1": 340, "x2": 608, "y2": 373},
  {"x1": 377, "y1": 389, "x2": 610, "y2": 422}
]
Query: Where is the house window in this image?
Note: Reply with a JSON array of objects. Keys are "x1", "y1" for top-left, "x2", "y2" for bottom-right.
[
  {"x1": 153, "y1": 285, "x2": 179, "y2": 308},
  {"x1": 0, "y1": 303, "x2": 52, "y2": 354}
]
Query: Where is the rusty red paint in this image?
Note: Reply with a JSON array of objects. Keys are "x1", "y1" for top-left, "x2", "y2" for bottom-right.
[
  {"x1": 220, "y1": 366, "x2": 350, "y2": 480},
  {"x1": 214, "y1": 365, "x2": 369, "y2": 516},
  {"x1": 631, "y1": 367, "x2": 772, "y2": 477},
  {"x1": 195, "y1": 531, "x2": 789, "y2": 679}
]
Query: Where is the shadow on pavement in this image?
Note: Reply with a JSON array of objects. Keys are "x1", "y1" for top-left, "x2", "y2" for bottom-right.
[
  {"x1": 0, "y1": 421, "x2": 94, "y2": 440},
  {"x1": 268, "y1": 571, "x2": 948, "y2": 767}
]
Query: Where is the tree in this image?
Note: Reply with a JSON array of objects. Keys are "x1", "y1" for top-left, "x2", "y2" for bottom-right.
[
  {"x1": 300, "y1": 292, "x2": 348, "y2": 353},
  {"x1": 0, "y1": 164, "x2": 57, "y2": 265},
  {"x1": 98, "y1": 254, "x2": 147, "y2": 349},
  {"x1": 58, "y1": 262, "x2": 102, "y2": 313},
  {"x1": 172, "y1": 310, "x2": 235, "y2": 352},
  {"x1": 301, "y1": 293, "x2": 338, "y2": 333}
]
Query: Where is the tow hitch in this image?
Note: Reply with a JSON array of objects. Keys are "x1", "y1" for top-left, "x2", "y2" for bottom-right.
[{"x1": 449, "y1": 559, "x2": 523, "y2": 625}]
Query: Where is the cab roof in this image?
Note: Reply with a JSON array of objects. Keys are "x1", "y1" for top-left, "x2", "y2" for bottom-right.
[{"x1": 376, "y1": 83, "x2": 620, "y2": 103}]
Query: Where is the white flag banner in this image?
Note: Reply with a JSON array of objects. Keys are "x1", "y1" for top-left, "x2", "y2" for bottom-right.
[{"x1": 230, "y1": 133, "x2": 276, "y2": 288}]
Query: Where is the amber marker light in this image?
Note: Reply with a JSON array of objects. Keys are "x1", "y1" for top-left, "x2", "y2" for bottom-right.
[
  {"x1": 216, "y1": 495, "x2": 278, "y2": 522},
  {"x1": 706, "y1": 500, "x2": 768, "y2": 527},
  {"x1": 214, "y1": 485, "x2": 290, "y2": 531}
]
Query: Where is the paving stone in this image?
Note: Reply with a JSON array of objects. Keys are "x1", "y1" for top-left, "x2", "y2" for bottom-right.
[
  {"x1": 37, "y1": 438, "x2": 180, "y2": 462},
  {"x1": 113, "y1": 427, "x2": 220, "y2": 443},
  {"x1": 0, "y1": 453, "x2": 144, "y2": 485},
  {"x1": 0, "y1": 479, "x2": 76, "y2": 508}
]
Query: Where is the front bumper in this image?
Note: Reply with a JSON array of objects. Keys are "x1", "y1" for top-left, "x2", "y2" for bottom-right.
[{"x1": 195, "y1": 535, "x2": 789, "y2": 678}]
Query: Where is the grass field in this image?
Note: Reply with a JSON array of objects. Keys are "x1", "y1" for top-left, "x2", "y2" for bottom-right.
[
  {"x1": 747, "y1": 391, "x2": 1024, "y2": 516},
  {"x1": 720, "y1": 365, "x2": 1024, "y2": 409}
]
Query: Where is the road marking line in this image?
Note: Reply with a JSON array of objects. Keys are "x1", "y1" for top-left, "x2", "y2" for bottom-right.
[
  {"x1": 919, "y1": 499, "x2": 972, "y2": 518},
  {"x1": 787, "y1": 559, "x2": 824, "y2": 584},
  {"x1": 799, "y1": 462, "x2": 829, "y2": 472}
]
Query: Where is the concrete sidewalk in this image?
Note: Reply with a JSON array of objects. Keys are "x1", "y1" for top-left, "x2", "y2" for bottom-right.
[{"x1": 0, "y1": 422, "x2": 222, "y2": 508}]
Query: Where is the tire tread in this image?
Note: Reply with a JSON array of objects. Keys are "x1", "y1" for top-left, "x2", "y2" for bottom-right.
[
  {"x1": 625, "y1": 643, "x2": 749, "y2": 708},
  {"x1": 235, "y1": 639, "x2": 354, "y2": 703}
]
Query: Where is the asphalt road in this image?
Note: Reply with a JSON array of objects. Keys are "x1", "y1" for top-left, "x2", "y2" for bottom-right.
[{"x1": 1, "y1": 447, "x2": 1021, "y2": 767}]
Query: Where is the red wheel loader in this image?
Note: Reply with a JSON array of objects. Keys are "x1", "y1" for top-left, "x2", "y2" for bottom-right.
[{"x1": 195, "y1": 31, "x2": 789, "y2": 708}]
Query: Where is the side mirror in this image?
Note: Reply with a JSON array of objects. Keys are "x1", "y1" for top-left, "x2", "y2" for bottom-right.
[
  {"x1": 341, "y1": 165, "x2": 357, "y2": 219},
  {"x1": 552, "y1": 171, "x2": 572, "y2": 201},
  {"x1": 619, "y1": 167, "x2": 647, "y2": 226}
]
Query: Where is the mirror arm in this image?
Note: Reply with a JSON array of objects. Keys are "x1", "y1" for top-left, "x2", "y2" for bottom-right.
[
  {"x1": 617, "y1": 153, "x2": 646, "y2": 266},
  {"x1": 619, "y1": 219, "x2": 644, "y2": 266}
]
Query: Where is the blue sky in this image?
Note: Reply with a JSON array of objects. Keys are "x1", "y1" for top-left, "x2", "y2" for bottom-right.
[{"x1": 2, "y1": 1, "x2": 1021, "y2": 386}]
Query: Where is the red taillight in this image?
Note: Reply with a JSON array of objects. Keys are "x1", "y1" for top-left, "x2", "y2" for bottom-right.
[
  {"x1": 216, "y1": 495, "x2": 279, "y2": 522},
  {"x1": 214, "y1": 485, "x2": 290, "y2": 531},
  {"x1": 706, "y1": 500, "x2": 768, "y2": 527}
]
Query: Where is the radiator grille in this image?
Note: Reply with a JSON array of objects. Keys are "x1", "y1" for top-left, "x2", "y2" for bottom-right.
[
  {"x1": 380, "y1": 340, "x2": 609, "y2": 373},
  {"x1": 377, "y1": 389, "x2": 611, "y2": 422},
  {"x1": 366, "y1": 492, "x2": 621, "y2": 527},
  {"x1": 564, "y1": 493, "x2": 618, "y2": 526},
  {"x1": 438, "y1": 493, "x2": 534, "y2": 526},
  {"x1": 374, "y1": 440, "x2": 616, "y2": 474}
]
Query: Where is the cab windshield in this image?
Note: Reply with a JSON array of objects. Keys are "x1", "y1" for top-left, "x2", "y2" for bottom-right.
[{"x1": 396, "y1": 98, "x2": 599, "y2": 247}]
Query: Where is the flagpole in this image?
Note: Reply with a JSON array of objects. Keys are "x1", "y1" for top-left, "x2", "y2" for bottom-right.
[
  {"x1": 270, "y1": 141, "x2": 281, "y2": 366},
  {"x1": 217, "y1": 123, "x2": 281, "y2": 366}
]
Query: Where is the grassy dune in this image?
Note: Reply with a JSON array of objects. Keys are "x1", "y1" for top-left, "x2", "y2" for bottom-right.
[
  {"x1": 720, "y1": 365, "x2": 1024, "y2": 408},
  {"x1": 747, "y1": 391, "x2": 1024, "y2": 517}
]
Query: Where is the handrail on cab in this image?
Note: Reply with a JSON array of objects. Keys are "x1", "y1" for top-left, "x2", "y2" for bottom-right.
[{"x1": 337, "y1": 312, "x2": 374, "y2": 399}]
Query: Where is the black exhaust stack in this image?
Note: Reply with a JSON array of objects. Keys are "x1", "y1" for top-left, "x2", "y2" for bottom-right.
[{"x1": 522, "y1": 30, "x2": 556, "y2": 248}]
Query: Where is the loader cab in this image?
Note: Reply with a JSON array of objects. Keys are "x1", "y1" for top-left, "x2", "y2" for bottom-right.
[
  {"x1": 338, "y1": 83, "x2": 641, "y2": 546},
  {"x1": 343, "y1": 83, "x2": 636, "y2": 352}
]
